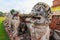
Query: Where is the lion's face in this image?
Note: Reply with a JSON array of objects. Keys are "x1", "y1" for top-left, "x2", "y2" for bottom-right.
[
  {"x1": 31, "y1": 2, "x2": 52, "y2": 24},
  {"x1": 33, "y1": 7, "x2": 47, "y2": 24}
]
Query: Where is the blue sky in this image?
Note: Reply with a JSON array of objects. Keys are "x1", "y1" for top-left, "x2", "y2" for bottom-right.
[{"x1": 0, "y1": 0, "x2": 53, "y2": 13}]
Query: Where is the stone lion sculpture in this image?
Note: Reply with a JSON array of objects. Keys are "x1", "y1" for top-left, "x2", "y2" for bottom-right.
[{"x1": 26, "y1": 2, "x2": 52, "y2": 40}]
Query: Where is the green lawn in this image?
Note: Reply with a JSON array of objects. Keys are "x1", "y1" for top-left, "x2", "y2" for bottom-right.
[{"x1": 0, "y1": 17, "x2": 10, "y2": 40}]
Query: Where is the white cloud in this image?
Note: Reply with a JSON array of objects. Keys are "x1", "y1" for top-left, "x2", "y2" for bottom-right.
[{"x1": 0, "y1": 0, "x2": 53, "y2": 13}]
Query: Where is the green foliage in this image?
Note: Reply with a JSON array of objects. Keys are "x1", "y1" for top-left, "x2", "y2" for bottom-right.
[
  {"x1": 10, "y1": 9, "x2": 16, "y2": 15},
  {"x1": 0, "y1": 11, "x2": 4, "y2": 16}
]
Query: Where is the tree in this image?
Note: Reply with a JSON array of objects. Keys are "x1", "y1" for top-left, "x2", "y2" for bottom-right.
[
  {"x1": 0, "y1": 11, "x2": 4, "y2": 16},
  {"x1": 10, "y1": 9, "x2": 16, "y2": 15}
]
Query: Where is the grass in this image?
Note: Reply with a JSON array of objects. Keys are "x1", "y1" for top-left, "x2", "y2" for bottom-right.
[{"x1": 0, "y1": 17, "x2": 10, "y2": 40}]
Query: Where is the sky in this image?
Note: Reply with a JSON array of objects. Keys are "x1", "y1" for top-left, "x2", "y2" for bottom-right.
[{"x1": 0, "y1": 0, "x2": 53, "y2": 13}]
